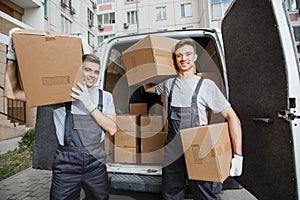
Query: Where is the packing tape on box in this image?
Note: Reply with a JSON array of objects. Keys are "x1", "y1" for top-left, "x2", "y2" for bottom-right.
[{"x1": 191, "y1": 142, "x2": 232, "y2": 164}]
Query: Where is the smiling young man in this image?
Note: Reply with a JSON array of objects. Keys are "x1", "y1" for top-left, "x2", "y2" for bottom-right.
[
  {"x1": 50, "y1": 54, "x2": 117, "y2": 200},
  {"x1": 154, "y1": 38, "x2": 243, "y2": 200}
]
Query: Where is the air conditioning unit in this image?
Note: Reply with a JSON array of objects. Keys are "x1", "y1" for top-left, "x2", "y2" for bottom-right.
[
  {"x1": 70, "y1": 7, "x2": 76, "y2": 15},
  {"x1": 98, "y1": 24, "x2": 104, "y2": 30},
  {"x1": 92, "y1": 2, "x2": 97, "y2": 9},
  {"x1": 61, "y1": 0, "x2": 68, "y2": 8},
  {"x1": 88, "y1": 19, "x2": 93, "y2": 27},
  {"x1": 123, "y1": 23, "x2": 129, "y2": 29}
]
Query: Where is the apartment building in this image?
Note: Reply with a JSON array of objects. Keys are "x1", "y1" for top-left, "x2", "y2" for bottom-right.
[{"x1": 96, "y1": 0, "x2": 232, "y2": 45}]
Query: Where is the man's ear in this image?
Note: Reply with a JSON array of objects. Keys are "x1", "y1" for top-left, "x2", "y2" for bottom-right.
[{"x1": 194, "y1": 53, "x2": 198, "y2": 62}]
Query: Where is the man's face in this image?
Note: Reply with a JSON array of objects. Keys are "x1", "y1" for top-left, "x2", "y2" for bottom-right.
[
  {"x1": 82, "y1": 61, "x2": 100, "y2": 88},
  {"x1": 175, "y1": 44, "x2": 198, "y2": 73}
]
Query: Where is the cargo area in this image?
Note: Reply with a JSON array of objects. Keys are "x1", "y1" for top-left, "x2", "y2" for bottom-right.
[
  {"x1": 102, "y1": 32, "x2": 227, "y2": 165},
  {"x1": 96, "y1": 30, "x2": 236, "y2": 193}
]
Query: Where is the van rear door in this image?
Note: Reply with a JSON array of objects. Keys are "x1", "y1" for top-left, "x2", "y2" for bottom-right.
[{"x1": 222, "y1": 0, "x2": 300, "y2": 199}]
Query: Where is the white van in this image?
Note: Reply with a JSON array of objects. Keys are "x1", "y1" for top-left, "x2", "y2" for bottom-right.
[{"x1": 95, "y1": 0, "x2": 300, "y2": 199}]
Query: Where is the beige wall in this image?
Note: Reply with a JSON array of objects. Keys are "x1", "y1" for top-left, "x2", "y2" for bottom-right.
[{"x1": 0, "y1": 42, "x2": 6, "y2": 121}]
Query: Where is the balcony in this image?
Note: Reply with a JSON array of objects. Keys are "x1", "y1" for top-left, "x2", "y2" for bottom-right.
[{"x1": 10, "y1": 0, "x2": 41, "y2": 8}]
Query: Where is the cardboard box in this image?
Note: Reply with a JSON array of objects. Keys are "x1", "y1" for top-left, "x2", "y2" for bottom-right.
[
  {"x1": 180, "y1": 123, "x2": 232, "y2": 182},
  {"x1": 104, "y1": 133, "x2": 114, "y2": 162},
  {"x1": 115, "y1": 146, "x2": 138, "y2": 164},
  {"x1": 116, "y1": 114, "x2": 140, "y2": 132},
  {"x1": 140, "y1": 131, "x2": 167, "y2": 164},
  {"x1": 122, "y1": 35, "x2": 178, "y2": 86},
  {"x1": 114, "y1": 130, "x2": 139, "y2": 147},
  {"x1": 129, "y1": 103, "x2": 147, "y2": 115},
  {"x1": 140, "y1": 114, "x2": 163, "y2": 132},
  {"x1": 12, "y1": 29, "x2": 82, "y2": 107}
]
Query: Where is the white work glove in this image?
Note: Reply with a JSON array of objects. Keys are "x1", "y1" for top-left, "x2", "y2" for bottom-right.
[
  {"x1": 7, "y1": 27, "x2": 21, "y2": 61},
  {"x1": 71, "y1": 82, "x2": 96, "y2": 113},
  {"x1": 230, "y1": 153, "x2": 243, "y2": 176}
]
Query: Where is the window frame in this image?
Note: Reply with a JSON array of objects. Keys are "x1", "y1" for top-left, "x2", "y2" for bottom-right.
[
  {"x1": 180, "y1": 3, "x2": 192, "y2": 18},
  {"x1": 156, "y1": 6, "x2": 167, "y2": 21}
]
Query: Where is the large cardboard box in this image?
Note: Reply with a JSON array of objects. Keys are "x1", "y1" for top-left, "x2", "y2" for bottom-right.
[
  {"x1": 114, "y1": 130, "x2": 139, "y2": 147},
  {"x1": 115, "y1": 146, "x2": 138, "y2": 164},
  {"x1": 129, "y1": 103, "x2": 147, "y2": 115},
  {"x1": 140, "y1": 131, "x2": 167, "y2": 164},
  {"x1": 116, "y1": 114, "x2": 140, "y2": 132},
  {"x1": 140, "y1": 114, "x2": 163, "y2": 132},
  {"x1": 122, "y1": 35, "x2": 178, "y2": 86},
  {"x1": 180, "y1": 123, "x2": 232, "y2": 182},
  {"x1": 12, "y1": 29, "x2": 82, "y2": 107}
]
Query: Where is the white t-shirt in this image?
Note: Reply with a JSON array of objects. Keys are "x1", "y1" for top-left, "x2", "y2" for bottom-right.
[
  {"x1": 53, "y1": 87, "x2": 116, "y2": 145},
  {"x1": 156, "y1": 75, "x2": 230, "y2": 125}
]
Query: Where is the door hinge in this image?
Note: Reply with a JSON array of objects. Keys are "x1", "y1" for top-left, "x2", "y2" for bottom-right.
[{"x1": 278, "y1": 110, "x2": 300, "y2": 121}]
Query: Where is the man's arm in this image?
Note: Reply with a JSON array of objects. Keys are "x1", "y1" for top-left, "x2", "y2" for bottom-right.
[
  {"x1": 4, "y1": 60, "x2": 26, "y2": 101},
  {"x1": 91, "y1": 111, "x2": 117, "y2": 136},
  {"x1": 221, "y1": 106, "x2": 242, "y2": 154},
  {"x1": 71, "y1": 82, "x2": 117, "y2": 136},
  {"x1": 221, "y1": 106, "x2": 243, "y2": 176}
]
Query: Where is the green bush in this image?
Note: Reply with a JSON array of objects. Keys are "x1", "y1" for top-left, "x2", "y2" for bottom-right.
[
  {"x1": 0, "y1": 129, "x2": 34, "y2": 181},
  {"x1": 18, "y1": 128, "x2": 34, "y2": 152}
]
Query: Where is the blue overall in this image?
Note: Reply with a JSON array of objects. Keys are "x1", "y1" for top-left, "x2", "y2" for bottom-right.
[
  {"x1": 162, "y1": 78, "x2": 216, "y2": 200},
  {"x1": 50, "y1": 90, "x2": 109, "y2": 200}
]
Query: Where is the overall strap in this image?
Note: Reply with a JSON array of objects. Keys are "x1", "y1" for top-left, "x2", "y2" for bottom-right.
[
  {"x1": 192, "y1": 78, "x2": 204, "y2": 103},
  {"x1": 65, "y1": 102, "x2": 72, "y2": 111},
  {"x1": 168, "y1": 78, "x2": 177, "y2": 106},
  {"x1": 98, "y1": 89, "x2": 103, "y2": 112}
]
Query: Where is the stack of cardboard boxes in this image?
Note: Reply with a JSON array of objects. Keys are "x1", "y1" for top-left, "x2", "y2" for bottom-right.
[{"x1": 113, "y1": 103, "x2": 168, "y2": 165}]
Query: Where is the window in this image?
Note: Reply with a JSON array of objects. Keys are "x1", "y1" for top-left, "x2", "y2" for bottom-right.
[
  {"x1": 126, "y1": 0, "x2": 135, "y2": 2},
  {"x1": 156, "y1": 6, "x2": 166, "y2": 20},
  {"x1": 44, "y1": 0, "x2": 48, "y2": 19},
  {"x1": 127, "y1": 10, "x2": 137, "y2": 24},
  {"x1": 98, "y1": 12, "x2": 115, "y2": 25},
  {"x1": 97, "y1": 0, "x2": 114, "y2": 4},
  {"x1": 98, "y1": 34, "x2": 115, "y2": 45},
  {"x1": 211, "y1": 0, "x2": 232, "y2": 20},
  {"x1": 181, "y1": 3, "x2": 192, "y2": 17},
  {"x1": 88, "y1": 32, "x2": 95, "y2": 47},
  {"x1": 88, "y1": 8, "x2": 94, "y2": 26},
  {"x1": 61, "y1": 15, "x2": 72, "y2": 34}
]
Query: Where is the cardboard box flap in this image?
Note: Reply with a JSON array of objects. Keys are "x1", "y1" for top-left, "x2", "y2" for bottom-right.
[
  {"x1": 49, "y1": 31, "x2": 79, "y2": 38},
  {"x1": 123, "y1": 34, "x2": 178, "y2": 54},
  {"x1": 13, "y1": 29, "x2": 45, "y2": 36}
]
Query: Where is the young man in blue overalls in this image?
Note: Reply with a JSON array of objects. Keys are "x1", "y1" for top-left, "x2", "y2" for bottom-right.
[
  {"x1": 155, "y1": 38, "x2": 243, "y2": 200},
  {"x1": 50, "y1": 54, "x2": 117, "y2": 200}
]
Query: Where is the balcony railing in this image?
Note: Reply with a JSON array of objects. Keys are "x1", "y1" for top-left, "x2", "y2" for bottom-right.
[{"x1": 0, "y1": 86, "x2": 26, "y2": 126}]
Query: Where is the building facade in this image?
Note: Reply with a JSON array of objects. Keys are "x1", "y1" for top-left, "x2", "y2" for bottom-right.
[
  {"x1": 96, "y1": 0, "x2": 233, "y2": 45},
  {"x1": 1, "y1": 0, "x2": 298, "y2": 128}
]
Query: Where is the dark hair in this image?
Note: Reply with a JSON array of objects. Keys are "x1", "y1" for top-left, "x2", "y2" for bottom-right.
[
  {"x1": 82, "y1": 54, "x2": 101, "y2": 65},
  {"x1": 173, "y1": 38, "x2": 197, "y2": 72},
  {"x1": 174, "y1": 38, "x2": 196, "y2": 52}
]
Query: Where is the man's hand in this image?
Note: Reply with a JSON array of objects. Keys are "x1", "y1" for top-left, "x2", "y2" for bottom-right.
[
  {"x1": 230, "y1": 154, "x2": 243, "y2": 176},
  {"x1": 71, "y1": 82, "x2": 96, "y2": 113},
  {"x1": 7, "y1": 27, "x2": 21, "y2": 61}
]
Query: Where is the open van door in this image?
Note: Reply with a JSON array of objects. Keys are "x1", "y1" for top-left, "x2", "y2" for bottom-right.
[{"x1": 222, "y1": 0, "x2": 300, "y2": 199}]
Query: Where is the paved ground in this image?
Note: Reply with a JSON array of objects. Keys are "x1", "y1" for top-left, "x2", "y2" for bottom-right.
[
  {"x1": 0, "y1": 167, "x2": 257, "y2": 200},
  {"x1": 0, "y1": 126, "x2": 257, "y2": 200}
]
